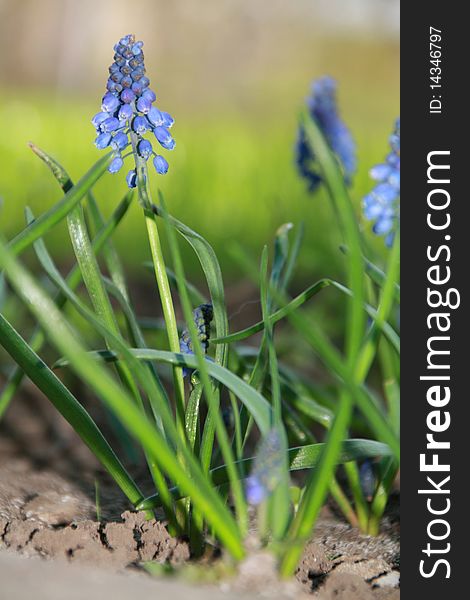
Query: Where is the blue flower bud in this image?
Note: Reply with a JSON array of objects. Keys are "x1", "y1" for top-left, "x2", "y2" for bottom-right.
[
  {"x1": 153, "y1": 155, "x2": 169, "y2": 174},
  {"x1": 121, "y1": 88, "x2": 135, "y2": 104},
  {"x1": 131, "y1": 68, "x2": 145, "y2": 81},
  {"x1": 179, "y1": 303, "x2": 213, "y2": 377},
  {"x1": 119, "y1": 34, "x2": 133, "y2": 46},
  {"x1": 118, "y1": 103, "x2": 133, "y2": 122},
  {"x1": 107, "y1": 79, "x2": 122, "y2": 93},
  {"x1": 92, "y1": 111, "x2": 110, "y2": 130},
  {"x1": 95, "y1": 132, "x2": 112, "y2": 149},
  {"x1": 154, "y1": 126, "x2": 175, "y2": 150},
  {"x1": 108, "y1": 156, "x2": 124, "y2": 173},
  {"x1": 136, "y1": 96, "x2": 152, "y2": 114},
  {"x1": 160, "y1": 111, "x2": 174, "y2": 128},
  {"x1": 147, "y1": 107, "x2": 163, "y2": 127},
  {"x1": 126, "y1": 169, "x2": 137, "y2": 188},
  {"x1": 100, "y1": 116, "x2": 120, "y2": 133},
  {"x1": 101, "y1": 92, "x2": 120, "y2": 113},
  {"x1": 110, "y1": 70, "x2": 124, "y2": 83},
  {"x1": 120, "y1": 64, "x2": 132, "y2": 76},
  {"x1": 131, "y1": 81, "x2": 144, "y2": 95},
  {"x1": 121, "y1": 75, "x2": 133, "y2": 88},
  {"x1": 140, "y1": 76, "x2": 150, "y2": 89},
  {"x1": 138, "y1": 139, "x2": 153, "y2": 160},
  {"x1": 132, "y1": 41, "x2": 143, "y2": 55},
  {"x1": 142, "y1": 89, "x2": 156, "y2": 103},
  {"x1": 132, "y1": 116, "x2": 148, "y2": 135},
  {"x1": 111, "y1": 131, "x2": 129, "y2": 151}
]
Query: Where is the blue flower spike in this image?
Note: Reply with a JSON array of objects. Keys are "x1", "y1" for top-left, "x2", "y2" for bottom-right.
[
  {"x1": 245, "y1": 427, "x2": 285, "y2": 505},
  {"x1": 179, "y1": 303, "x2": 214, "y2": 378},
  {"x1": 92, "y1": 33, "x2": 175, "y2": 185},
  {"x1": 295, "y1": 76, "x2": 356, "y2": 192},
  {"x1": 362, "y1": 118, "x2": 400, "y2": 246}
]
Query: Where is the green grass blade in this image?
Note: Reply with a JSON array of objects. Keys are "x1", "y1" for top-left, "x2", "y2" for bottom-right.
[
  {"x1": 0, "y1": 311, "x2": 143, "y2": 506},
  {"x1": 160, "y1": 196, "x2": 248, "y2": 535},
  {"x1": 341, "y1": 244, "x2": 400, "y2": 304},
  {"x1": 0, "y1": 237, "x2": 244, "y2": 560},
  {"x1": 151, "y1": 205, "x2": 230, "y2": 476},
  {"x1": 354, "y1": 231, "x2": 400, "y2": 383},
  {"x1": 151, "y1": 205, "x2": 228, "y2": 369},
  {"x1": 86, "y1": 195, "x2": 130, "y2": 302},
  {"x1": 212, "y1": 278, "x2": 399, "y2": 356},
  {"x1": 8, "y1": 153, "x2": 112, "y2": 256},
  {"x1": 136, "y1": 439, "x2": 392, "y2": 510},
  {"x1": 286, "y1": 309, "x2": 399, "y2": 457},
  {"x1": 0, "y1": 192, "x2": 133, "y2": 422},
  {"x1": 302, "y1": 116, "x2": 365, "y2": 364},
  {"x1": 55, "y1": 348, "x2": 272, "y2": 436},
  {"x1": 144, "y1": 263, "x2": 207, "y2": 306},
  {"x1": 280, "y1": 222, "x2": 304, "y2": 291}
]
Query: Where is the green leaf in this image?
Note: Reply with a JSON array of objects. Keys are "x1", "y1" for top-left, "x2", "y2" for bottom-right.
[
  {"x1": 212, "y1": 278, "x2": 399, "y2": 356},
  {"x1": 55, "y1": 348, "x2": 272, "y2": 436},
  {"x1": 0, "y1": 192, "x2": 133, "y2": 422},
  {"x1": 151, "y1": 205, "x2": 228, "y2": 368},
  {"x1": 0, "y1": 236, "x2": 245, "y2": 560},
  {"x1": 8, "y1": 153, "x2": 112, "y2": 256},
  {"x1": 136, "y1": 439, "x2": 392, "y2": 510},
  {"x1": 341, "y1": 244, "x2": 400, "y2": 304},
  {"x1": 0, "y1": 311, "x2": 143, "y2": 506}
]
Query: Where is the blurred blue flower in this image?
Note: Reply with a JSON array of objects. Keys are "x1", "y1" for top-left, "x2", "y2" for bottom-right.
[
  {"x1": 362, "y1": 118, "x2": 400, "y2": 246},
  {"x1": 359, "y1": 458, "x2": 377, "y2": 501},
  {"x1": 296, "y1": 76, "x2": 356, "y2": 192},
  {"x1": 179, "y1": 303, "x2": 214, "y2": 377},
  {"x1": 245, "y1": 428, "x2": 285, "y2": 505},
  {"x1": 92, "y1": 34, "x2": 175, "y2": 184}
]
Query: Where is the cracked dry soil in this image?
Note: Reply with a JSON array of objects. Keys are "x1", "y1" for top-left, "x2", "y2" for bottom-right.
[{"x1": 0, "y1": 387, "x2": 400, "y2": 599}]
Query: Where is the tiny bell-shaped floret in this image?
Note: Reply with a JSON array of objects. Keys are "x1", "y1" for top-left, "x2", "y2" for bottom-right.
[
  {"x1": 142, "y1": 89, "x2": 156, "y2": 103},
  {"x1": 147, "y1": 107, "x2": 164, "y2": 127},
  {"x1": 136, "y1": 96, "x2": 152, "y2": 114},
  {"x1": 138, "y1": 139, "x2": 153, "y2": 160},
  {"x1": 160, "y1": 111, "x2": 174, "y2": 128},
  {"x1": 95, "y1": 132, "x2": 112, "y2": 149},
  {"x1": 126, "y1": 169, "x2": 137, "y2": 188},
  {"x1": 100, "y1": 117, "x2": 120, "y2": 133},
  {"x1": 111, "y1": 131, "x2": 129, "y2": 151},
  {"x1": 154, "y1": 126, "x2": 175, "y2": 150},
  {"x1": 118, "y1": 103, "x2": 133, "y2": 122},
  {"x1": 108, "y1": 156, "x2": 124, "y2": 173},
  {"x1": 101, "y1": 92, "x2": 120, "y2": 113},
  {"x1": 153, "y1": 155, "x2": 169, "y2": 174},
  {"x1": 132, "y1": 116, "x2": 148, "y2": 135},
  {"x1": 92, "y1": 111, "x2": 110, "y2": 130},
  {"x1": 120, "y1": 88, "x2": 135, "y2": 104}
]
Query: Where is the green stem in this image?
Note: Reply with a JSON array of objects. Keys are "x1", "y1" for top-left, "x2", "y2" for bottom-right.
[{"x1": 131, "y1": 132, "x2": 186, "y2": 433}]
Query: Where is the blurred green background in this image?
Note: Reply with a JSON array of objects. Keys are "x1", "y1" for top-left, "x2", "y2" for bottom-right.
[{"x1": 0, "y1": 0, "x2": 399, "y2": 285}]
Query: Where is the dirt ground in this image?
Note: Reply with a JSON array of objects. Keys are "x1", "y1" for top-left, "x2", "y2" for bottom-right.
[{"x1": 0, "y1": 381, "x2": 400, "y2": 599}]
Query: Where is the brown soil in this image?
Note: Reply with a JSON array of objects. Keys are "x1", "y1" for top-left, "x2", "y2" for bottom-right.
[{"x1": 0, "y1": 384, "x2": 400, "y2": 599}]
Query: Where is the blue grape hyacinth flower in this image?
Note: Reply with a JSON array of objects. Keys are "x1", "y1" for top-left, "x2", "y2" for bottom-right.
[
  {"x1": 245, "y1": 428, "x2": 285, "y2": 505},
  {"x1": 362, "y1": 118, "x2": 400, "y2": 246},
  {"x1": 296, "y1": 76, "x2": 356, "y2": 192},
  {"x1": 179, "y1": 303, "x2": 214, "y2": 378},
  {"x1": 92, "y1": 34, "x2": 175, "y2": 187}
]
